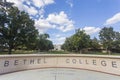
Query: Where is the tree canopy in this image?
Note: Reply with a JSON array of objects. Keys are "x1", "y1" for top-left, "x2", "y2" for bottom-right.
[
  {"x1": 62, "y1": 29, "x2": 90, "y2": 53},
  {"x1": 99, "y1": 27, "x2": 115, "y2": 54},
  {"x1": 37, "y1": 33, "x2": 54, "y2": 51},
  {"x1": 0, "y1": 7, "x2": 38, "y2": 54}
]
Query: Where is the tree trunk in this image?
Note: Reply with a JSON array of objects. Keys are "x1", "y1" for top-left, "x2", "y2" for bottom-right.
[
  {"x1": 8, "y1": 47, "x2": 12, "y2": 55},
  {"x1": 80, "y1": 50, "x2": 82, "y2": 54},
  {"x1": 108, "y1": 50, "x2": 111, "y2": 55},
  {"x1": 106, "y1": 47, "x2": 108, "y2": 53},
  {"x1": 106, "y1": 47, "x2": 111, "y2": 55}
]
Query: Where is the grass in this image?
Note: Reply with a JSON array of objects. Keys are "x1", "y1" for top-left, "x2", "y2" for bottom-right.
[
  {"x1": 84, "y1": 51, "x2": 120, "y2": 55},
  {"x1": 46, "y1": 51, "x2": 69, "y2": 54},
  {"x1": 39, "y1": 51, "x2": 120, "y2": 55},
  {"x1": 0, "y1": 50, "x2": 38, "y2": 55}
]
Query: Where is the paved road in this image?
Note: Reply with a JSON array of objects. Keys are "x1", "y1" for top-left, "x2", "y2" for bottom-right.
[{"x1": 0, "y1": 68, "x2": 120, "y2": 80}]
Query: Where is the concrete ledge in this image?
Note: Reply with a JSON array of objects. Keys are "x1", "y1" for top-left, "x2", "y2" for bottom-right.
[{"x1": 0, "y1": 54, "x2": 120, "y2": 75}]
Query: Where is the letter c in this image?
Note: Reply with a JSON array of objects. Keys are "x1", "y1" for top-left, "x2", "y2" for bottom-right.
[{"x1": 66, "y1": 59, "x2": 70, "y2": 63}]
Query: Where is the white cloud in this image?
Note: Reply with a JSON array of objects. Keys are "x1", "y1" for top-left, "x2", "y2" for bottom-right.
[
  {"x1": 105, "y1": 12, "x2": 120, "y2": 25},
  {"x1": 23, "y1": 5, "x2": 38, "y2": 15},
  {"x1": 47, "y1": 11, "x2": 70, "y2": 24},
  {"x1": 56, "y1": 34, "x2": 61, "y2": 37},
  {"x1": 7, "y1": 0, "x2": 24, "y2": 10},
  {"x1": 44, "y1": 0, "x2": 54, "y2": 6},
  {"x1": 66, "y1": 0, "x2": 73, "y2": 8},
  {"x1": 26, "y1": 1, "x2": 31, "y2": 6},
  {"x1": 57, "y1": 37, "x2": 66, "y2": 44},
  {"x1": 35, "y1": 11, "x2": 74, "y2": 33},
  {"x1": 39, "y1": 8, "x2": 45, "y2": 16},
  {"x1": 7, "y1": 0, "x2": 74, "y2": 33},
  {"x1": 6, "y1": 0, "x2": 74, "y2": 44},
  {"x1": 47, "y1": 11, "x2": 74, "y2": 32},
  {"x1": 35, "y1": 19, "x2": 56, "y2": 33},
  {"x1": 83, "y1": 26, "x2": 101, "y2": 35},
  {"x1": 51, "y1": 36, "x2": 66, "y2": 44},
  {"x1": 32, "y1": 0, "x2": 54, "y2": 8},
  {"x1": 7, "y1": 0, "x2": 54, "y2": 16},
  {"x1": 32, "y1": 0, "x2": 44, "y2": 8}
]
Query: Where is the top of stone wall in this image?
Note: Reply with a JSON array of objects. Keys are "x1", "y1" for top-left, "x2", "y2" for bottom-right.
[{"x1": 0, "y1": 54, "x2": 120, "y2": 59}]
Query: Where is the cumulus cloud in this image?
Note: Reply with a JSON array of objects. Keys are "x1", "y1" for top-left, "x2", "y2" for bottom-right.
[
  {"x1": 47, "y1": 11, "x2": 69, "y2": 24},
  {"x1": 57, "y1": 37, "x2": 66, "y2": 44},
  {"x1": 83, "y1": 26, "x2": 101, "y2": 35},
  {"x1": 7, "y1": 0, "x2": 54, "y2": 16},
  {"x1": 51, "y1": 36, "x2": 66, "y2": 44},
  {"x1": 32, "y1": 0, "x2": 54, "y2": 8},
  {"x1": 35, "y1": 11, "x2": 74, "y2": 33},
  {"x1": 47, "y1": 11, "x2": 74, "y2": 32},
  {"x1": 105, "y1": 12, "x2": 120, "y2": 25},
  {"x1": 23, "y1": 5, "x2": 38, "y2": 15},
  {"x1": 7, "y1": 0, "x2": 56, "y2": 33},
  {"x1": 7, "y1": 0, "x2": 74, "y2": 33},
  {"x1": 56, "y1": 34, "x2": 61, "y2": 37},
  {"x1": 35, "y1": 18, "x2": 56, "y2": 33},
  {"x1": 7, "y1": 0, "x2": 24, "y2": 10}
]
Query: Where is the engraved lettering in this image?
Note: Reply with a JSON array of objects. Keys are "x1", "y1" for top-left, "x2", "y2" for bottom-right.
[
  {"x1": 79, "y1": 59, "x2": 82, "y2": 64},
  {"x1": 37, "y1": 59, "x2": 41, "y2": 64},
  {"x1": 23, "y1": 59, "x2": 27, "y2": 65},
  {"x1": 112, "y1": 61, "x2": 117, "y2": 68},
  {"x1": 4, "y1": 61, "x2": 9, "y2": 67},
  {"x1": 72, "y1": 59, "x2": 77, "y2": 64},
  {"x1": 66, "y1": 59, "x2": 70, "y2": 63},
  {"x1": 44, "y1": 57, "x2": 47, "y2": 63},
  {"x1": 101, "y1": 60, "x2": 107, "y2": 66},
  {"x1": 85, "y1": 60, "x2": 89, "y2": 64},
  {"x1": 14, "y1": 60, "x2": 19, "y2": 65},
  {"x1": 30, "y1": 59, "x2": 34, "y2": 64},
  {"x1": 93, "y1": 60, "x2": 96, "y2": 65}
]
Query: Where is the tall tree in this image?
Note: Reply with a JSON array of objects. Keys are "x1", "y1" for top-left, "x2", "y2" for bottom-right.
[
  {"x1": 90, "y1": 37, "x2": 100, "y2": 50},
  {"x1": 99, "y1": 27, "x2": 115, "y2": 54},
  {"x1": 62, "y1": 37, "x2": 75, "y2": 51},
  {"x1": 62, "y1": 29, "x2": 90, "y2": 53},
  {"x1": 112, "y1": 32, "x2": 120, "y2": 52},
  {"x1": 73, "y1": 29, "x2": 90, "y2": 53},
  {"x1": 0, "y1": 7, "x2": 38, "y2": 54},
  {"x1": 37, "y1": 33, "x2": 54, "y2": 51}
]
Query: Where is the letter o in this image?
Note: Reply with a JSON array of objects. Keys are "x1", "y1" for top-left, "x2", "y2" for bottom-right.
[{"x1": 72, "y1": 59, "x2": 77, "y2": 64}]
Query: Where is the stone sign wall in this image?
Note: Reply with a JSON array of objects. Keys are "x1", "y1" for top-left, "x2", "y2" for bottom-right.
[{"x1": 0, "y1": 54, "x2": 120, "y2": 75}]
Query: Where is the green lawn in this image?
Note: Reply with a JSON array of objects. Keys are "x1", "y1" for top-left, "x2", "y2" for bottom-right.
[
  {"x1": 46, "y1": 51, "x2": 69, "y2": 54},
  {"x1": 0, "y1": 50, "x2": 38, "y2": 55}
]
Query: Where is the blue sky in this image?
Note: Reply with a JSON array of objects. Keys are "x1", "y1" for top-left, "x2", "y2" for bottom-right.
[{"x1": 7, "y1": 0, "x2": 120, "y2": 44}]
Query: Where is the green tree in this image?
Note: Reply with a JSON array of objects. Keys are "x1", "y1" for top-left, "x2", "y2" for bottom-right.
[
  {"x1": 37, "y1": 33, "x2": 54, "y2": 51},
  {"x1": 0, "y1": 7, "x2": 38, "y2": 54},
  {"x1": 90, "y1": 37, "x2": 100, "y2": 49},
  {"x1": 62, "y1": 37, "x2": 75, "y2": 51},
  {"x1": 112, "y1": 32, "x2": 120, "y2": 52},
  {"x1": 99, "y1": 27, "x2": 115, "y2": 54},
  {"x1": 73, "y1": 29, "x2": 90, "y2": 53},
  {"x1": 0, "y1": 0, "x2": 10, "y2": 50},
  {"x1": 62, "y1": 29, "x2": 90, "y2": 53}
]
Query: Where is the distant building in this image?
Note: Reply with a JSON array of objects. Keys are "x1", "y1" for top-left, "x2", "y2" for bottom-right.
[{"x1": 53, "y1": 44, "x2": 62, "y2": 51}]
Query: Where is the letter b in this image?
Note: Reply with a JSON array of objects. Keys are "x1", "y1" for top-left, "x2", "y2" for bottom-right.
[{"x1": 4, "y1": 61, "x2": 9, "y2": 67}]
